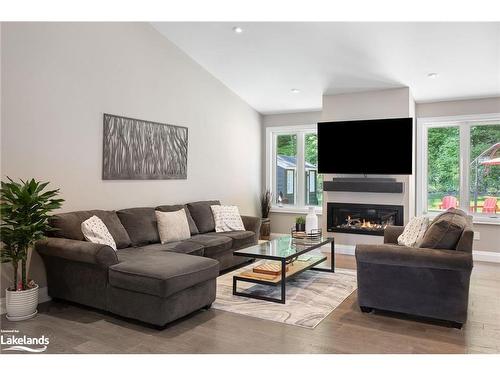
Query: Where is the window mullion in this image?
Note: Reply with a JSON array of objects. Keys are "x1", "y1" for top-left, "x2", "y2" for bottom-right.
[
  {"x1": 459, "y1": 124, "x2": 471, "y2": 212},
  {"x1": 296, "y1": 131, "x2": 305, "y2": 208}
]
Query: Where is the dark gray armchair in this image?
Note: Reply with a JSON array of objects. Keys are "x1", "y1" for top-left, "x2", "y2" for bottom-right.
[{"x1": 355, "y1": 222, "x2": 474, "y2": 328}]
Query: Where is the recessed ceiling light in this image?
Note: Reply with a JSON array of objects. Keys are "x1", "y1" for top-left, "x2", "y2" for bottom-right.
[
  {"x1": 427, "y1": 73, "x2": 439, "y2": 79},
  {"x1": 232, "y1": 26, "x2": 243, "y2": 34},
  {"x1": 291, "y1": 88, "x2": 300, "y2": 94}
]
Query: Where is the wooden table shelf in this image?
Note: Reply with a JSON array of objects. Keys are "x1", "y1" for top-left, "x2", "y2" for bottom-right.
[{"x1": 236, "y1": 256, "x2": 327, "y2": 286}]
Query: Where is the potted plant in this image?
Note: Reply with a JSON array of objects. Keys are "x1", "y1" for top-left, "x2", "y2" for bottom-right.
[
  {"x1": 1, "y1": 178, "x2": 63, "y2": 321},
  {"x1": 295, "y1": 216, "x2": 306, "y2": 232},
  {"x1": 260, "y1": 190, "x2": 272, "y2": 240}
]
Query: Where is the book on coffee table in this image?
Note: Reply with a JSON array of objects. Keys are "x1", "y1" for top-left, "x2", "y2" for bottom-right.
[{"x1": 253, "y1": 262, "x2": 289, "y2": 276}]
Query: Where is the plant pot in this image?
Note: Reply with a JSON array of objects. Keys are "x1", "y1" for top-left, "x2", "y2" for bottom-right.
[
  {"x1": 5, "y1": 284, "x2": 39, "y2": 321},
  {"x1": 260, "y1": 218, "x2": 271, "y2": 240},
  {"x1": 295, "y1": 223, "x2": 306, "y2": 232}
]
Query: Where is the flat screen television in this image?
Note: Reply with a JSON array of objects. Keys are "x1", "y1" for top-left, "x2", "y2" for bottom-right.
[{"x1": 317, "y1": 117, "x2": 413, "y2": 175}]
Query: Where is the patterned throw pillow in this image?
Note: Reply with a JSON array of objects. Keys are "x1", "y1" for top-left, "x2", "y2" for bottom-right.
[
  {"x1": 397, "y1": 216, "x2": 430, "y2": 247},
  {"x1": 81, "y1": 215, "x2": 117, "y2": 250},
  {"x1": 155, "y1": 209, "x2": 191, "y2": 244},
  {"x1": 210, "y1": 205, "x2": 245, "y2": 232}
]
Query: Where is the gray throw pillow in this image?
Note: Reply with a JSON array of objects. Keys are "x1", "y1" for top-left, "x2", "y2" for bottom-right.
[
  {"x1": 117, "y1": 207, "x2": 160, "y2": 246},
  {"x1": 419, "y1": 208, "x2": 467, "y2": 250},
  {"x1": 186, "y1": 200, "x2": 220, "y2": 234}
]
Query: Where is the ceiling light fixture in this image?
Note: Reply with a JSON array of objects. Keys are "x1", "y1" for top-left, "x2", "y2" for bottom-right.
[
  {"x1": 291, "y1": 88, "x2": 300, "y2": 94},
  {"x1": 232, "y1": 26, "x2": 243, "y2": 34},
  {"x1": 427, "y1": 73, "x2": 439, "y2": 79}
]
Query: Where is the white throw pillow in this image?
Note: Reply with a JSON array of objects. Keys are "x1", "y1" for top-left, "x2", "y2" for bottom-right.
[
  {"x1": 398, "y1": 216, "x2": 430, "y2": 247},
  {"x1": 81, "y1": 215, "x2": 117, "y2": 251},
  {"x1": 211, "y1": 205, "x2": 245, "y2": 232},
  {"x1": 155, "y1": 209, "x2": 191, "y2": 244}
]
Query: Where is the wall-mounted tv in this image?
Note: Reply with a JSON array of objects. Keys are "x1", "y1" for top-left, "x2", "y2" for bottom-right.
[{"x1": 317, "y1": 117, "x2": 413, "y2": 175}]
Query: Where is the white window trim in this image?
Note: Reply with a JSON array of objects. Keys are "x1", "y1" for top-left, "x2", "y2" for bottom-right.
[
  {"x1": 265, "y1": 124, "x2": 323, "y2": 214},
  {"x1": 417, "y1": 113, "x2": 500, "y2": 224}
]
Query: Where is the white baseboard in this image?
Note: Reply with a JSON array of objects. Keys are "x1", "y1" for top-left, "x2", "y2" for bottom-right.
[
  {"x1": 473, "y1": 251, "x2": 500, "y2": 263},
  {"x1": 0, "y1": 286, "x2": 51, "y2": 315},
  {"x1": 334, "y1": 244, "x2": 356, "y2": 255}
]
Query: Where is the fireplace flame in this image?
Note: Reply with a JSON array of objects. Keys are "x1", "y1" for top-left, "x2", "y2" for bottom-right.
[{"x1": 361, "y1": 219, "x2": 373, "y2": 228}]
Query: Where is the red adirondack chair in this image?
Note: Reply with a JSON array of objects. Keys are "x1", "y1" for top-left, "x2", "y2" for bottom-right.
[
  {"x1": 481, "y1": 197, "x2": 498, "y2": 214},
  {"x1": 438, "y1": 195, "x2": 458, "y2": 210}
]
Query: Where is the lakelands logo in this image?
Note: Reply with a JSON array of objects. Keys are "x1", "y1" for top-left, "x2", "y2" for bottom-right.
[{"x1": 1, "y1": 329, "x2": 49, "y2": 353}]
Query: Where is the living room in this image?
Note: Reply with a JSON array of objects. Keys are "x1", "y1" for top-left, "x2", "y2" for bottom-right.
[{"x1": 1, "y1": 0, "x2": 499, "y2": 372}]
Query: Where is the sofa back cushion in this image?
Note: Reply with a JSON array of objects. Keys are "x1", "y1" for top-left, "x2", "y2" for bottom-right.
[
  {"x1": 419, "y1": 208, "x2": 468, "y2": 250},
  {"x1": 49, "y1": 210, "x2": 131, "y2": 249},
  {"x1": 116, "y1": 207, "x2": 160, "y2": 246},
  {"x1": 186, "y1": 200, "x2": 220, "y2": 234},
  {"x1": 155, "y1": 204, "x2": 199, "y2": 235}
]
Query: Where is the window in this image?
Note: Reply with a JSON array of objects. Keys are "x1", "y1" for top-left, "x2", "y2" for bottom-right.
[
  {"x1": 267, "y1": 125, "x2": 323, "y2": 211},
  {"x1": 418, "y1": 114, "x2": 500, "y2": 221}
]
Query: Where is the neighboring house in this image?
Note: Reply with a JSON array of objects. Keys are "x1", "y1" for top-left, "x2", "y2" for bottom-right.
[{"x1": 276, "y1": 155, "x2": 319, "y2": 205}]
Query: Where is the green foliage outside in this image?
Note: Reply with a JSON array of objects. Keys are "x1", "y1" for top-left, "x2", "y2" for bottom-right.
[
  {"x1": 427, "y1": 125, "x2": 499, "y2": 211},
  {"x1": 470, "y1": 125, "x2": 500, "y2": 195},
  {"x1": 427, "y1": 127, "x2": 460, "y2": 194},
  {"x1": 276, "y1": 133, "x2": 323, "y2": 206},
  {"x1": 305, "y1": 133, "x2": 318, "y2": 165},
  {"x1": 277, "y1": 134, "x2": 297, "y2": 157}
]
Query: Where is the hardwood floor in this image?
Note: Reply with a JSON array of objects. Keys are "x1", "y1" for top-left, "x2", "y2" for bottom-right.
[{"x1": 1, "y1": 254, "x2": 499, "y2": 354}]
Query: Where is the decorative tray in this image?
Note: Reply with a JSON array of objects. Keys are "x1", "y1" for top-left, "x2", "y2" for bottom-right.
[{"x1": 290, "y1": 228, "x2": 322, "y2": 241}]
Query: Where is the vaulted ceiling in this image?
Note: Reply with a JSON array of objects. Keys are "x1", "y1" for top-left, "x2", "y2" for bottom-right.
[{"x1": 153, "y1": 22, "x2": 500, "y2": 114}]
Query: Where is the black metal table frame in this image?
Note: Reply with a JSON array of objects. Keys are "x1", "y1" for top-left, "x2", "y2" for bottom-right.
[{"x1": 232, "y1": 238, "x2": 335, "y2": 304}]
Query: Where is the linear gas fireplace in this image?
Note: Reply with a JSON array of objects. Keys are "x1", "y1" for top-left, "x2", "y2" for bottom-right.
[{"x1": 327, "y1": 202, "x2": 404, "y2": 236}]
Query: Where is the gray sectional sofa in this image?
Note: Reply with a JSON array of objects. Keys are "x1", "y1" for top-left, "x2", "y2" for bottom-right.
[{"x1": 35, "y1": 200, "x2": 260, "y2": 326}]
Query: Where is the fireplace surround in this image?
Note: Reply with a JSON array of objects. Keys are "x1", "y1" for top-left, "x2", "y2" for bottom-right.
[{"x1": 327, "y1": 202, "x2": 404, "y2": 236}]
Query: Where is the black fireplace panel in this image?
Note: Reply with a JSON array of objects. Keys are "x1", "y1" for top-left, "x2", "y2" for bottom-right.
[{"x1": 327, "y1": 202, "x2": 404, "y2": 236}]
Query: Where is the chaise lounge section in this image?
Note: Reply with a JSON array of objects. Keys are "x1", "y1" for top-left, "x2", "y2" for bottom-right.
[{"x1": 35, "y1": 200, "x2": 260, "y2": 326}]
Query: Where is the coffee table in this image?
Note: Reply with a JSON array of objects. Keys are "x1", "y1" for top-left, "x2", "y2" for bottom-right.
[{"x1": 232, "y1": 236, "x2": 335, "y2": 304}]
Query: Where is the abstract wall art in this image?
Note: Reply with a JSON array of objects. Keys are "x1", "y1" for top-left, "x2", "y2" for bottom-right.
[{"x1": 102, "y1": 113, "x2": 188, "y2": 180}]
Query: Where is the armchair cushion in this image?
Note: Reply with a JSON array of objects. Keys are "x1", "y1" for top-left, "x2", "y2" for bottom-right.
[{"x1": 419, "y1": 208, "x2": 468, "y2": 250}]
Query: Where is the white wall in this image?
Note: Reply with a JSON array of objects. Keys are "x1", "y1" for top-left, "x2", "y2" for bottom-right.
[
  {"x1": 417, "y1": 97, "x2": 500, "y2": 253},
  {"x1": 417, "y1": 97, "x2": 500, "y2": 118},
  {"x1": 1, "y1": 22, "x2": 262, "y2": 295}
]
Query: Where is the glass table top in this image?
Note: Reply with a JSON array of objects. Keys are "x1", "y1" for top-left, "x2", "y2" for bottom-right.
[{"x1": 233, "y1": 236, "x2": 332, "y2": 259}]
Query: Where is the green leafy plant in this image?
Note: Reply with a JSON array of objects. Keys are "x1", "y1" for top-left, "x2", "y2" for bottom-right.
[
  {"x1": 1, "y1": 178, "x2": 64, "y2": 291},
  {"x1": 295, "y1": 216, "x2": 306, "y2": 225},
  {"x1": 261, "y1": 190, "x2": 272, "y2": 219}
]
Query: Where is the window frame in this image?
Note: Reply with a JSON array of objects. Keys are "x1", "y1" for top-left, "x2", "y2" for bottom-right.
[
  {"x1": 266, "y1": 124, "x2": 322, "y2": 214},
  {"x1": 417, "y1": 113, "x2": 500, "y2": 224}
]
